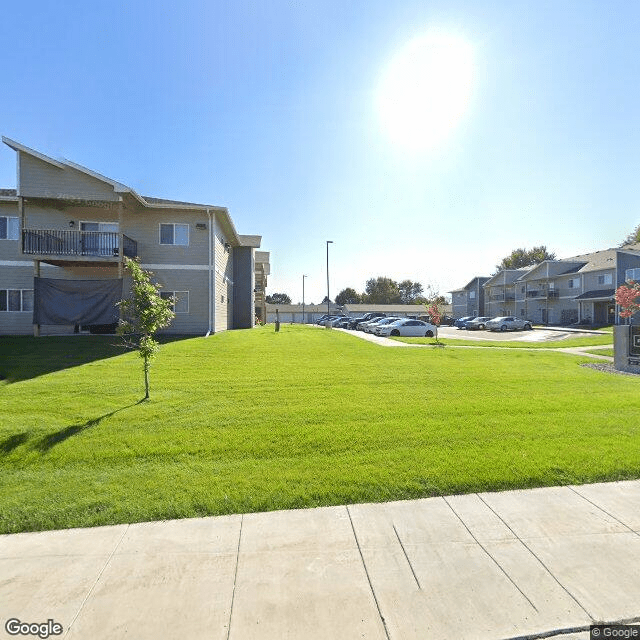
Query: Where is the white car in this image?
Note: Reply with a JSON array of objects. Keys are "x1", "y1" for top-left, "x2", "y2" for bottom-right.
[
  {"x1": 363, "y1": 317, "x2": 390, "y2": 333},
  {"x1": 372, "y1": 317, "x2": 402, "y2": 335},
  {"x1": 486, "y1": 316, "x2": 533, "y2": 332},
  {"x1": 378, "y1": 318, "x2": 437, "y2": 338}
]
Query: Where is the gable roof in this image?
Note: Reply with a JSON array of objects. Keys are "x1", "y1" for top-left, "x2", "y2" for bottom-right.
[{"x1": 1, "y1": 136, "x2": 247, "y2": 246}]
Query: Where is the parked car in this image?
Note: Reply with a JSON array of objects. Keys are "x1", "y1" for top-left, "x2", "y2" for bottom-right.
[
  {"x1": 486, "y1": 316, "x2": 533, "y2": 332},
  {"x1": 330, "y1": 316, "x2": 351, "y2": 328},
  {"x1": 363, "y1": 317, "x2": 393, "y2": 333},
  {"x1": 437, "y1": 315, "x2": 456, "y2": 326},
  {"x1": 454, "y1": 316, "x2": 475, "y2": 329},
  {"x1": 372, "y1": 317, "x2": 402, "y2": 335},
  {"x1": 465, "y1": 316, "x2": 492, "y2": 330},
  {"x1": 378, "y1": 318, "x2": 438, "y2": 338},
  {"x1": 350, "y1": 312, "x2": 385, "y2": 330}
]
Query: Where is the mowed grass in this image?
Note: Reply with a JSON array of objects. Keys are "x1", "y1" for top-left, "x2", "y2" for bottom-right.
[{"x1": 1, "y1": 325, "x2": 639, "y2": 534}]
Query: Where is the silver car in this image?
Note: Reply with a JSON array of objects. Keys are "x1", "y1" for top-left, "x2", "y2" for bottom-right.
[{"x1": 486, "y1": 316, "x2": 533, "y2": 332}]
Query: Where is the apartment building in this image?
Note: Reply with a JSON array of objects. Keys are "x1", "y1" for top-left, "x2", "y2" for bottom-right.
[
  {"x1": 477, "y1": 245, "x2": 640, "y2": 326},
  {"x1": 0, "y1": 137, "x2": 269, "y2": 336},
  {"x1": 450, "y1": 276, "x2": 490, "y2": 318}
]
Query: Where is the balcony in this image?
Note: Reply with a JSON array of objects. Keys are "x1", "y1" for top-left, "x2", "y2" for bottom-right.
[
  {"x1": 526, "y1": 289, "x2": 559, "y2": 299},
  {"x1": 22, "y1": 229, "x2": 137, "y2": 263},
  {"x1": 490, "y1": 293, "x2": 515, "y2": 301}
]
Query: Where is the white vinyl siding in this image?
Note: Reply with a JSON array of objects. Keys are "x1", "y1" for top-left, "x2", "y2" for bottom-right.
[
  {"x1": 0, "y1": 289, "x2": 33, "y2": 312},
  {"x1": 160, "y1": 223, "x2": 189, "y2": 246},
  {"x1": 0, "y1": 216, "x2": 19, "y2": 240},
  {"x1": 568, "y1": 278, "x2": 579, "y2": 289}
]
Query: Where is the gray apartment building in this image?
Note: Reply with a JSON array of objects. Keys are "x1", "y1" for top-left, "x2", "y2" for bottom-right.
[
  {"x1": 456, "y1": 245, "x2": 640, "y2": 325},
  {"x1": 0, "y1": 137, "x2": 269, "y2": 335}
]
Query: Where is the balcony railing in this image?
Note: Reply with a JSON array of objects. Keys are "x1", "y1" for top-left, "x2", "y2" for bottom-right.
[
  {"x1": 490, "y1": 293, "x2": 515, "y2": 301},
  {"x1": 23, "y1": 230, "x2": 137, "y2": 259},
  {"x1": 527, "y1": 289, "x2": 559, "y2": 299}
]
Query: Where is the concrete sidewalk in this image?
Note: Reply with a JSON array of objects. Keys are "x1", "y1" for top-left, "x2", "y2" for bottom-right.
[{"x1": 2, "y1": 481, "x2": 639, "y2": 639}]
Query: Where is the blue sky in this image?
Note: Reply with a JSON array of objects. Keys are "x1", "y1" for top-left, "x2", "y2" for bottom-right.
[{"x1": 2, "y1": 0, "x2": 639, "y2": 303}]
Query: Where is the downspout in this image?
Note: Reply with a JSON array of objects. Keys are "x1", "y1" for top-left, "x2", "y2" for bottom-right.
[{"x1": 205, "y1": 209, "x2": 213, "y2": 337}]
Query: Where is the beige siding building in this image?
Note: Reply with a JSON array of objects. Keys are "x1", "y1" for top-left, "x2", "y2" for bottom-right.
[{"x1": 0, "y1": 137, "x2": 269, "y2": 336}]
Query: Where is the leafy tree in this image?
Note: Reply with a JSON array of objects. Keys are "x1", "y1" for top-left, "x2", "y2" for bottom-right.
[
  {"x1": 425, "y1": 301, "x2": 443, "y2": 344},
  {"x1": 265, "y1": 292, "x2": 292, "y2": 304},
  {"x1": 494, "y1": 246, "x2": 556, "y2": 273},
  {"x1": 616, "y1": 282, "x2": 640, "y2": 318},
  {"x1": 363, "y1": 277, "x2": 401, "y2": 304},
  {"x1": 621, "y1": 223, "x2": 640, "y2": 246},
  {"x1": 335, "y1": 287, "x2": 361, "y2": 305},
  {"x1": 117, "y1": 257, "x2": 175, "y2": 400},
  {"x1": 398, "y1": 280, "x2": 424, "y2": 304}
]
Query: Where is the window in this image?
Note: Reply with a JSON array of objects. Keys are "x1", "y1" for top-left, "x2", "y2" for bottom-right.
[
  {"x1": 469, "y1": 290, "x2": 476, "y2": 299},
  {"x1": 626, "y1": 268, "x2": 640, "y2": 282},
  {"x1": 160, "y1": 291, "x2": 189, "y2": 313},
  {"x1": 0, "y1": 289, "x2": 33, "y2": 312},
  {"x1": 159, "y1": 223, "x2": 189, "y2": 246},
  {"x1": 597, "y1": 273, "x2": 612, "y2": 285},
  {"x1": 568, "y1": 278, "x2": 579, "y2": 289},
  {"x1": 0, "y1": 216, "x2": 19, "y2": 240}
]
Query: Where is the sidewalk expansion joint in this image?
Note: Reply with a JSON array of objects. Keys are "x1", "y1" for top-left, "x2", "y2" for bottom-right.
[
  {"x1": 346, "y1": 505, "x2": 392, "y2": 640},
  {"x1": 225, "y1": 514, "x2": 243, "y2": 640},
  {"x1": 475, "y1": 494, "x2": 593, "y2": 621},
  {"x1": 64, "y1": 523, "x2": 130, "y2": 637},
  {"x1": 568, "y1": 485, "x2": 640, "y2": 537},
  {"x1": 392, "y1": 524, "x2": 421, "y2": 589},
  {"x1": 442, "y1": 497, "x2": 538, "y2": 613}
]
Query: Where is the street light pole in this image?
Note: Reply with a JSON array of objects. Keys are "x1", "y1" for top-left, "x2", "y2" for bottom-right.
[
  {"x1": 302, "y1": 274, "x2": 307, "y2": 324},
  {"x1": 326, "y1": 241, "x2": 333, "y2": 322}
]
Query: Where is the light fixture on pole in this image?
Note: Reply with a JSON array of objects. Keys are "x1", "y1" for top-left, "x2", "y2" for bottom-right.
[
  {"x1": 302, "y1": 274, "x2": 307, "y2": 324},
  {"x1": 326, "y1": 240, "x2": 333, "y2": 323}
]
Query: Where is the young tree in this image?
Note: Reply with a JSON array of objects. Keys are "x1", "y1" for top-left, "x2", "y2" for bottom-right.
[
  {"x1": 615, "y1": 281, "x2": 640, "y2": 318},
  {"x1": 117, "y1": 257, "x2": 175, "y2": 400},
  {"x1": 425, "y1": 301, "x2": 443, "y2": 344}
]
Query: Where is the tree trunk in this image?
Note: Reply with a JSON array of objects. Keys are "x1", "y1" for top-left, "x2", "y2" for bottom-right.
[{"x1": 144, "y1": 356, "x2": 150, "y2": 399}]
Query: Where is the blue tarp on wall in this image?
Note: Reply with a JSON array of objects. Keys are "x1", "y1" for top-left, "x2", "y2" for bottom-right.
[{"x1": 33, "y1": 278, "x2": 123, "y2": 325}]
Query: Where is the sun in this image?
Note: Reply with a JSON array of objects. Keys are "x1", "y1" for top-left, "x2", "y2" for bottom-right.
[{"x1": 377, "y1": 32, "x2": 474, "y2": 151}]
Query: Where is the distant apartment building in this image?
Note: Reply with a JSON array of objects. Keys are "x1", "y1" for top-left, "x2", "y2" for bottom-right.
[
  {"x1": 450, "y1": 277, "x2": 490, "y2": 318},
  {"x1": 0, "y1": 137, "x2": 269, "y2": 335},
  {"x1": 457, "y1": 245, "x2": 640, "y2": 325}
]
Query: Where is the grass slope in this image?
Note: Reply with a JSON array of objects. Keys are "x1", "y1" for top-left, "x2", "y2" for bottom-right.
[{"x1": 1, "y1": 325, "x2": 638, "y2": 533}]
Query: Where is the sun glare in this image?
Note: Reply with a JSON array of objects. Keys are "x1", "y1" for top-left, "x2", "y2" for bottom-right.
[{"x1": 377, "y1": 32, "x2": 474, "y2": 151}]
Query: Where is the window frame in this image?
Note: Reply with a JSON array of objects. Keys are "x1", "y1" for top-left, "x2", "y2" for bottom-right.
[
  {"x1": 160, "y1": 290, "x2": 189, "y2": 314},
  {"x1": 0, "y1": 216, "x2": 19, "y2": 241},
  {"x1": 0, "y1": 289, "x2": 34, "y2": 312},
  {"x1": 159, "y1": 223, "x2": 190, "y2": 246}
]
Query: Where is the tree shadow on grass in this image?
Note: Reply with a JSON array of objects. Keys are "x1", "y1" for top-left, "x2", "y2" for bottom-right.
[
  {"x1": 31, "y1": 399, "x2": 147, "y2": 452},
  {"x1": 0, "y1": 335, "x2": 193, "y2": 384},
  {"x1": 0, "y1": 432, "x2": 31, "y2": 455}
]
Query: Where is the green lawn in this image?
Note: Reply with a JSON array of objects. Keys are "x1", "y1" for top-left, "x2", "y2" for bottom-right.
[{"x1": 1, "y1": 325, "x2": 638, "y2": 534}]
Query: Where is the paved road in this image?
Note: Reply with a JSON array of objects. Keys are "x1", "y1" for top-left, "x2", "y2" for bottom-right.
[{"x1": 2, "y1": 481, "x2": 639, "y2": 639}]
